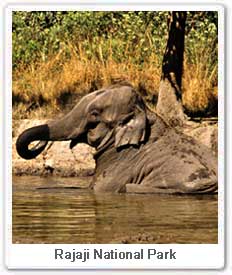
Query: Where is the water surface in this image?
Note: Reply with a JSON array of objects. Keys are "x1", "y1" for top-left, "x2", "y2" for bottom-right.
[{"x1": 13, "y1": 176, "x2": 218, "y2": 244}]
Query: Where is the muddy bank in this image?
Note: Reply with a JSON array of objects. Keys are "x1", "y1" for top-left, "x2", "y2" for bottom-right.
[
  {"x1": 12, "y1": 119, "x2": 217, "y2": 177},
  {"x1": 182, "y1": 120, "x2": 218, "y2": 156}
]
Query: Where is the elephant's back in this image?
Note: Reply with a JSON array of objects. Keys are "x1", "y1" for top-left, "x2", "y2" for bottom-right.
[{"x1": 129, "y1": 130, "x2": 217, "y2": 194}]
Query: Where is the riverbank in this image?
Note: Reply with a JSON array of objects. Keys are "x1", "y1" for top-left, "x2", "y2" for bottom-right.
[{"x1": 12, "y1": 119, "x2": 218, "y2": 177}]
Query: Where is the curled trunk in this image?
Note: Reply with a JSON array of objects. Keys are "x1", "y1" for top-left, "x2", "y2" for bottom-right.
[{"x1": 16, "y1": 124, "x2": 49, "y2": 159}]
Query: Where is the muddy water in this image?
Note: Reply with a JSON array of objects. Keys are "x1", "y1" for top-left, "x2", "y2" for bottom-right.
[{"x1": 12, "y1": 176, "x2": 218, "y2": 244}]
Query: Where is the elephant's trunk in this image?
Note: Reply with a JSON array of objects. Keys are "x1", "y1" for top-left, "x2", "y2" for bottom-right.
[
  {"x1": 16, "y1": 124, "x2": 50, "y2": 160},
  {"x1": 16, "y1": 114, "x2": 87, "y2": 160},
  {"x1": 16, "y1": 94, "x2": 93, "y2": 160}
]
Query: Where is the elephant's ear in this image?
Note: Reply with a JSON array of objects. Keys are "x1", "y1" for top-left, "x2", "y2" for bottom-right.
[{"x1": 115, "y1": 105, "x2": 147, "y2": 148}]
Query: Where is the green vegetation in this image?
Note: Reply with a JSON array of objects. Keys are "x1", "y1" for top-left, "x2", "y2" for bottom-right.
[{"x1": 12, "y1": 11, "x2": 218, "y2": 118}]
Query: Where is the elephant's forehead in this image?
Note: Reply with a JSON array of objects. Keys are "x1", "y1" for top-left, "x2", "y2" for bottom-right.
[
  {"x1": 88, "y1": 86, "x2": 133, "y2": 109},
  {"x1": 71, "y1": 89, "x2": 103, "y2": 113},
  {"x1": 80, "y1": 90, "x2": 102, "y2": 105}
]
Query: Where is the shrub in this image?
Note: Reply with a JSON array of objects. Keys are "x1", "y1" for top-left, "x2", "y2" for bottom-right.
[{"x1": 12, "y1": 11, "x2": 218, "y2": 117}]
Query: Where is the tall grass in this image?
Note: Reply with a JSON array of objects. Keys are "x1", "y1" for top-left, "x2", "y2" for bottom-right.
[
  {"x1": 182, "y1": 39, "x2": 218, "y2": 115},
  {"x1": 12, "y1": 41, "x2": 217, "y2": 120}
]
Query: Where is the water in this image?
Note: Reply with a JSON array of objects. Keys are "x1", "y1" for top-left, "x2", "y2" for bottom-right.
[{"x1": 13, "y1": 176, "x2": 218, "y2": 244}]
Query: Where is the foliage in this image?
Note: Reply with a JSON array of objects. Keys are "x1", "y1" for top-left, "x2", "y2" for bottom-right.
[
  {"x1": 13, "y1": 11, "x2": 168, "y2": 68},
  {"x1": 12, "y1": 11, "x2": 218, "y2": 117},
  {"x1": 185, "y1": 12, "x2": 218, "y2": 84}
]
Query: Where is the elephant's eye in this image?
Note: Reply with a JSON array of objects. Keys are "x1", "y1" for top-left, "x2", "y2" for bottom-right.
[
  {"x1": 90, "y1": 109, "x2": 99, "y2": 117},
  {"x1": 88, "y1": 109, "x2": 100, "y2": 123}
]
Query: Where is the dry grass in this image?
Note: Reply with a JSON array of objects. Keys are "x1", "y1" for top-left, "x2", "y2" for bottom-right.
[
  {"x1": 182, "y1": 58, "x2": 218, "y2": 115},
  {"x1": 13, "y1": 44, "x2": 217, "y2": 119}
]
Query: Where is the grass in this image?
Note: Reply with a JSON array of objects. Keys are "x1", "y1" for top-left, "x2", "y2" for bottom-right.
[
  {"x1": 12, "y1": 43, "x2": 218, "y2": 120},
  {"x1": 182, "y1": 63, "x2": 218, "y2": 116}
]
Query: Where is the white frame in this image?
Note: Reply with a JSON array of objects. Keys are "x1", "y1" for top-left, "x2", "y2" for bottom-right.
[{"x1": 4, "y1": 3, "x2": 225, "y2": 270}]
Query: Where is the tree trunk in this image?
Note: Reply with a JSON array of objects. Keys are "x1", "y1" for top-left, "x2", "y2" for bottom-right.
[{"x1": 156, "y1": 11, "x2": 187, "y2": 126}]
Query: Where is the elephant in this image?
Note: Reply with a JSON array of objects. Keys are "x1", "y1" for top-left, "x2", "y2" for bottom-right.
[{"x1": 16, "y1": 82, "x2": 217, "y2": 194}]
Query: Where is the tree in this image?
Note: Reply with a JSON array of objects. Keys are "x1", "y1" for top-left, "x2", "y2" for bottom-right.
[{"x1": 156, "y1": 11, "x2": 187, "y2": 126}]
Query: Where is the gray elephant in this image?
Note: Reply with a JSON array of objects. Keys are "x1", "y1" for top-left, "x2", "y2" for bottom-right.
[{"x1": 16, "y1": 83, "x2": 217, "y2": 194}]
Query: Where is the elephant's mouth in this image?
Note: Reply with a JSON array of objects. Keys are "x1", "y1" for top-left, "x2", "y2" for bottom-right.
[
  {"x1": 69, "y1": 126, "x2": 114, "y2": 159},
  {"x1": 92, "y1": 129, "x2": 115, "y2": 159},
  {"x1": 87, "y1": 131, "x2": 104, "y2": 148},
  {"x1": 87, "y1": 123, "x2": 110, "y2": 148}
]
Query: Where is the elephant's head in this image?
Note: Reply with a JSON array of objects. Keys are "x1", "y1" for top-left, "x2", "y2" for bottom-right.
[{"x1": 16, "y1": 84, "x2": 149, "y2": 160}]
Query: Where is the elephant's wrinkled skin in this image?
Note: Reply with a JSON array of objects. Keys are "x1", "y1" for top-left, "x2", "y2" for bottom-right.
[{"x1": 16, "y1": 83, "x2": 217, "y2": 194}]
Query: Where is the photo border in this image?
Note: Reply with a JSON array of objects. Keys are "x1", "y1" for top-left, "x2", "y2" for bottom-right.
[{"x1": 4, "y1": 2, "x2": 225, "y2": 270}]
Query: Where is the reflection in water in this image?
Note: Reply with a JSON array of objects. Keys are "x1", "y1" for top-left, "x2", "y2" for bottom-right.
[{"x1": 13, "y1": 176, "x2": 218, "y2": 244}]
